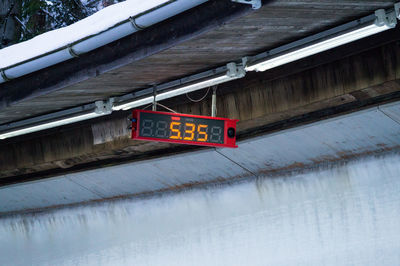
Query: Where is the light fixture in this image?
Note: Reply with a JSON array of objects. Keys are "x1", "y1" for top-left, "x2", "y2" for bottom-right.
[
  {"x1": 156, "y1": 62, "x2": 245, "y2": 101},
  {"x1": 0, "y1": 100, "x2": 113, "y2": 140},
  {"x1": 112, "y1": 96, "x2": 154, "y2": 111},
  {"x1": 245, "y1": 8, "x2": 398, "y2": 72},
  {"x1": 112, "y1": 62, "x2": 246, "y2": 110},
  {"x1": 2, "y1": 5, "x2": 398, "y2": 140}
]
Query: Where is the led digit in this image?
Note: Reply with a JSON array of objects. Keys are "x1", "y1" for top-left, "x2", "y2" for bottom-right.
[
  {"x1": 210, "y1": 126, "x2": 223, "y2": 143},
  {"x1": 197, "y1": 124, "x2": 208, "y2": 142},
  {"x1": 141, "y1": 119, "x2": 154, "y2": 137},
  {"x1": 155, "y1": 121, "x2": 168, "y2": 138},
  {"x1": 170, "y1": 121, "x2": 182, "y2": 139},
  {"x1": 184, "y1": 123, "x2": 195, "y2": 140}
]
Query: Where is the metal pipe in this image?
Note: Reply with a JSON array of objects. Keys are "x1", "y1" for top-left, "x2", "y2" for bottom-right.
[
  {"x1": 211, "y1": 86, "x2": 217, "y2": 117},
  {"x1": 0, "y1": 0, "x2": 208, "y2": 83},
  {"x1": 0, "y1": 0, "x2": 254, "y2": 109}
]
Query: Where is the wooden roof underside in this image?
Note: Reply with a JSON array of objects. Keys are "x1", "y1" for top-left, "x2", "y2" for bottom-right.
[{"x1": 0, "y1": 0, "x2": 395, "y2": 124}]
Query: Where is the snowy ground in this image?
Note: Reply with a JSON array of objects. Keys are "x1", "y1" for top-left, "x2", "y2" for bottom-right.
[{"x1": 1, "y1": 153, "x2": 399, "y2": 266}]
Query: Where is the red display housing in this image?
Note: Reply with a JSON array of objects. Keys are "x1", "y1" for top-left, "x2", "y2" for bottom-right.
[{"x1": 131, "y1": 110, "x2": 238, "y2": 148}]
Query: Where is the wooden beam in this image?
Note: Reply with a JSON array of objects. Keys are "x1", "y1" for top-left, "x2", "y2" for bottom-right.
[
  {"x1": 0, "y1": 40, "x2": 399, "y2": 185},
  {"x1": 0, "y1": 0, "x2": 254, "y2": 110}
]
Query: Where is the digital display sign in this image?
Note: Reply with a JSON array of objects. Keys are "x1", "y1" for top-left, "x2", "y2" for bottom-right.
[{"x1": 131, "y1": 110, "x2": 238, "y2": 148}]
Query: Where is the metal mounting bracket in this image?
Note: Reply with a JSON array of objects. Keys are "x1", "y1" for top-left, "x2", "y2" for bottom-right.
[
  {"x1": 95, "y1": 99, "x2": 114, "y2": 114},
  {"x1": 152, "y1": 86, "x2": 157, "y2": 111},
  {"x1": 129, "y1": 16, "x2": 146, "y2": 30},
  {"x1": 68, "y1": 46, "x2": 79, "y2": 58},
  {"x1": 211, "y1": 86, "x2": 217, "y2": 117},
  {"x1": 395, "y1": 3, "x2": 400, "y2": 20},
  {"x1": 231, "y1": 0, "x2": 261, "y2": 10},
  {"x1": 226, "y1": 62, "x2": 246, "y2": 78},
  {"x1": 375, "y1": 9, "x2": 397, "y2": 28},
  {"x1": 0, "y1": 69, "x2": 10, "y2": 82}
]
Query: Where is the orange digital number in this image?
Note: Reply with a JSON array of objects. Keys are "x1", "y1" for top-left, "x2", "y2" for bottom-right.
[
  {"x1": 170, "y1": 122, "x2": 181, "y2": 139},
  {"x1": 197, "y1": 124, "x2": 208, "y2": 142},
  {"x1": 184, "y1": 123, "x2": 195, "y2": 141}
]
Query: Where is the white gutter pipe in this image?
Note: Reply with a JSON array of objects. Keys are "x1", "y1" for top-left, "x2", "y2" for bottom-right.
[{"x1": 0, "y1": 0, "x2": 208, "y2": 83}]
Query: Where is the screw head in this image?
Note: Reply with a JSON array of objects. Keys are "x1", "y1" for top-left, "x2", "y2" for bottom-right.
[{"x1": 227, "y1": 128, "x2": 236, "y2": 138}]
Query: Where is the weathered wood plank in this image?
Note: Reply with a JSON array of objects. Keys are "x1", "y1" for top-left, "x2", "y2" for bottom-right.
[{"x1": 0, "y1": 0, "x2": 396, "y2": 125}]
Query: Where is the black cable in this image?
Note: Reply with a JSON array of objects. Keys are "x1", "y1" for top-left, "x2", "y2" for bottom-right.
[
  {"x1": 156, "y1": 103, "x2": 178, "y2": 113},
  {"x1": 186, "y1": 86, "x2": 211, "y2": 102}
]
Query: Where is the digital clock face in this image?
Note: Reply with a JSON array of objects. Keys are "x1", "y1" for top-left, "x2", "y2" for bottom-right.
[
  {"x1": 131, "y1": 110, "x2": 238, "y2": 148},
  {"x1": 139, "y1": 112, "x2": 225, "y2": 144}
]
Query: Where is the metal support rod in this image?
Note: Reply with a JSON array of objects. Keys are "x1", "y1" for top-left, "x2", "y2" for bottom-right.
[
  {"x1": 211, "y1": 86, "x2": 217, "y2": 117},
  {"x1": 152, "y1": 86, "x2": 157, "y2": 111}
]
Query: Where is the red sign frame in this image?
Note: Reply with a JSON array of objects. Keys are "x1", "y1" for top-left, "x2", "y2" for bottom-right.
[{"x1": 131, "y1": 110, "x2": 238, "y2": 148}]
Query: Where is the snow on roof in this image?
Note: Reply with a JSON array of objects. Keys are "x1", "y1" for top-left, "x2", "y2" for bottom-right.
[{"x1": 0, "y1": 0, "x2": 168, "y2": 69}]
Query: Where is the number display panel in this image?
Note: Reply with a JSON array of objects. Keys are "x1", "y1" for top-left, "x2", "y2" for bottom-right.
[
  {"x1": 132, "y1": 110, "x2": 238, "y2": 148},
  {"x1": 139, "y1": 112, "x2": 225, "y2": 144}
]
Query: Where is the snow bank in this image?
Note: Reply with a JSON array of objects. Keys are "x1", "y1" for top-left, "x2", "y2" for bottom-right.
[{"x1": 1, "y1": 154, "x2": 400, "y2": 265}]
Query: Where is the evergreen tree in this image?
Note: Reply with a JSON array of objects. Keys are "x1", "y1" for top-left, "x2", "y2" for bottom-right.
[
  {"x1": 0, "y1": 0, "x2": 125, "y2": 47},
  {"x1": 0, "y1": 0, "x2": 21, "y2": 48}
]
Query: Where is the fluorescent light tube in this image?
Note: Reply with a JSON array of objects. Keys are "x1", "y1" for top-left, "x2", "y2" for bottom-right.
[
  {"x1": 0, "y1": 100, "x2": 113, "y2": 140},
  {"x1": 246, "y1": 24, "x2": 390, "y2": 72},
  {"x1": 246, "y1": 9, "x2": 397, "y2": 72},
  {"x1": 112, "y1": 96, "x2": 154, "y2": 111},
  {"x1": 155, "y1": 74, "x2": 232, "y2": 101},
  {"x1": 0, "y1": 112, "x2": 101, "y2": 140},
  {"x1": 113, "y1": 63, "x2": 246, "y2": 110}
]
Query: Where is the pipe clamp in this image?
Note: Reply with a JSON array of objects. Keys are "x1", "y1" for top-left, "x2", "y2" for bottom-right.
[
  {"x1": 68, "y1": 46, "x2": 80, "y2": 58},
  {"x1": 0, "y1": 69, "x2": 10, "y2": 82},
  {"x1": 129, "y1": 16, "x2": 146, "y2": 31}
]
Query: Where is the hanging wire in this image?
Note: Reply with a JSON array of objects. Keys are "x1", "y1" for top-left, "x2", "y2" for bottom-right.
[
  {"x1": 141, "y1": 102, "x2": 178, "y2": 113},
  {"x1": 186, "y1": 86, "x2": 211, "y2": 102},
  {"x1": 156, "y1": 103, "x2": 178, "y2": 113},
  {"x1": 142, "y1": 103, "x2": 153, "y2": 110}
]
